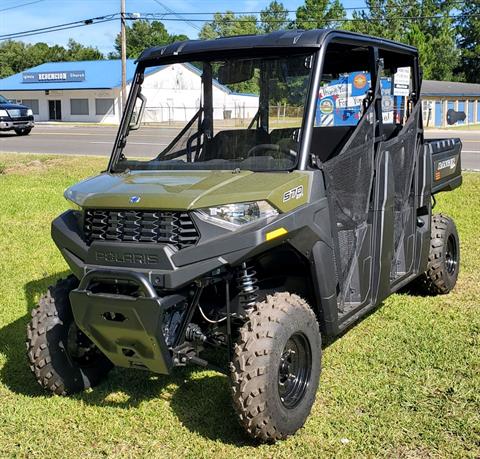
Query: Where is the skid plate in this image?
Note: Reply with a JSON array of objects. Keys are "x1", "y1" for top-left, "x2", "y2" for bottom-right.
[{"x1": 69, "y1": 270, "x2": 184, "y2": 374}]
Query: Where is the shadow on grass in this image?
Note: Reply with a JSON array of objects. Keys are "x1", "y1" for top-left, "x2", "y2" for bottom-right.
[
  {"x1": 0, "y1": 272, "x2": 254, "y2": 446},
  {"x1": 0, "y1": 271, "x2": 72, "y2": 398}
]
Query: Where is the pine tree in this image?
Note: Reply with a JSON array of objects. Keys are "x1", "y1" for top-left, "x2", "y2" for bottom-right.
[
  {"x1": 295, "y1": 0, "x2": 346, "y2": 29},
  {"x1": 456, "y1": 0, "x2": 480, "y2": 83}
]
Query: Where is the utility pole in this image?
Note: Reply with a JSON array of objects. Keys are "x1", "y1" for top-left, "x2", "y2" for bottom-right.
[{"x1": 120, "y1": 0, "x2": 127, "y2": 113}]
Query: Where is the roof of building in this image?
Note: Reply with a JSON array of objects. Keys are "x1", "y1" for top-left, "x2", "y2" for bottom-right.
[
  {"x1": 138, "y1": 29, "x2": 417, "y2": 63},
  {"x1": 0, "y1": 59, "x2": 160, "y2": 91},
  {"x1": 422, "y1": 80, "x2": 480, "y2": 97}
]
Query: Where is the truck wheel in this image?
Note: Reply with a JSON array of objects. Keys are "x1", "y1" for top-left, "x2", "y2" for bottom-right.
[
  {"x1": 26, "y1": 276, "x2": 112, "y2": 395},
  {"x1": 230, "y1": 292, "x2": 321, "y2": 442},
  {"x1": 417, "y1": 213, "x2": 460, "y2": 295},
  {"x1": 14, "y1": 128, "x2": 31, "y2": 136}
]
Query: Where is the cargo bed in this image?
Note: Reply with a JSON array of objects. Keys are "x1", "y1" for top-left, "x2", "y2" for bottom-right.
[{"x1": 426, "y1": 138, "x2": 462, "y2": 194}]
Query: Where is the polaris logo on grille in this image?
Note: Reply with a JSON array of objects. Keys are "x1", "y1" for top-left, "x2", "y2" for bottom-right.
[{"x1": 95, "y1": 250, "x2": 159, "y2": 265}]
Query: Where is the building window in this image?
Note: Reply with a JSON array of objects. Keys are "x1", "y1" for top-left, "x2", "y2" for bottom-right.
[
  {"x1": 21, "y1": 99, "x2": 39, "y2": 114},
  {"x1": 95, "y1": 98, "x2": 115, "y2": 115},
  {"x1": 70, "y1": 98, "x2": 89, "y2": 115}
]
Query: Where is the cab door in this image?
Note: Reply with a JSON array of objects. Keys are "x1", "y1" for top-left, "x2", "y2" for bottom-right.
[
  {"x1": 377, "y1": 50, "x2": 423, "y2": 291},
  {"x1": 314, "y1": 42, "x2": 378, "y2": 323},
  {"x1": 374, "y1": 52, "x2": 422, "y2": 291}
]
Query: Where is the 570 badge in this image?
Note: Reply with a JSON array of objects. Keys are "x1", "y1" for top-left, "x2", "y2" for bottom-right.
[{"x1": 283, "y1": 185, "x2": 304, "y2": 203}]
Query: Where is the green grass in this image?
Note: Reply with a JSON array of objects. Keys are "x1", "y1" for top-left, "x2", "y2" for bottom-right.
[{"x1": 0, "y1": 153, "x2": 479, "y2": 458}]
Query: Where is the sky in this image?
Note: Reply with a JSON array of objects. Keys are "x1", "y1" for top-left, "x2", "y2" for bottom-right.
[{"x1": 0, "y1": 0, "x2": 363, "y2": 55}]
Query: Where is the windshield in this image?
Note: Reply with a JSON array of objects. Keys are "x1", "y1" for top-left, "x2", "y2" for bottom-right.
[
  {"x1": 0, "y1": 95, "x2": 9, "y2": 104},
  {"x1": 112, "y1": 52, "x2": 314, "y2": 172}
]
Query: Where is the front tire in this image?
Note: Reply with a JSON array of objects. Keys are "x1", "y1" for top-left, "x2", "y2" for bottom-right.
[
  {"x1": 230, "y1": 292, "x2": 321, "y2": 442},
  {"x1": 26, "y1": 276, "x2": 112, "y2": 395},
  {"x1": 15, "y1": 128, "x2": 32, "y2": 136},
  {"x1": 416, "y1": 213, "x2": 460, "y2": 295}
]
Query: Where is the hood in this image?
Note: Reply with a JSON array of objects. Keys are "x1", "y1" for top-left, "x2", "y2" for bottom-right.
[
  {"x1": 0, "y1": 102, "x2": 28, "y2": 110},
  {"x1": 65, "y1": 170, "x2": 311, "y2": 213}
]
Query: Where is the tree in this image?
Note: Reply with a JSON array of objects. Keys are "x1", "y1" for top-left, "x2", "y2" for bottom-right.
[
  {"x1": 111, "y1": 20, "x2": 188, "y2": 59},
  {"x1": 199, "y1": 11, "x2": 259, "y2": 39},
  {"x1": 456, "y1": 0, "x2": 480, "y2": 83},
  {"x1": 260, "y1": 1, "x2": 289, "y2": 33},
  {"x1": 0, "y1": 40, "x2": 104, "y2": 79},
  {"x1": 65, "y1": 39, "x2": 103, "y2": 61},
  {"x1": 348, "y1": 0, "x2": 460, "y2": 81},
  {"x1": 295, "y1": 0, "x2": 346, "y2": 30}
]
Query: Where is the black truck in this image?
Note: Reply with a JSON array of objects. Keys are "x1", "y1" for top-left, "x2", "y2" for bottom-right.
[
  {"x1": 27, "y1": 29, "x2": 462, "y2": 441},
  {"x1": 0, "y1": 94, "x2": 34, "y2": 135}
]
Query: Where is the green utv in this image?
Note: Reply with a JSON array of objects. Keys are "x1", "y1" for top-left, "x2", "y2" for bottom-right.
[{"x1": 27, "y1": 30, "x2": 462, "y2": 441}]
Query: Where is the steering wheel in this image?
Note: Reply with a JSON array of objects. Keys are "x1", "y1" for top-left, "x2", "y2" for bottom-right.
[{"x1": 245, "y1": 143, "x2": 297, "y2": 160}]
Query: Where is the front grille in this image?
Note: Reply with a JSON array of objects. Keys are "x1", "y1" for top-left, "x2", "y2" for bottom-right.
[
  {"x1": 7, "y1": 108, "x2": 28, "y2": 118},
  {"x1": 84, "y1": 209, "x2": 199, "y2": 249}
]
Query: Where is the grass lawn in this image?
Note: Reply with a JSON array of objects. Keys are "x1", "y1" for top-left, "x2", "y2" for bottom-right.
[{"x1": 0, "y1": 153, "x2": 479, "y2": 458}]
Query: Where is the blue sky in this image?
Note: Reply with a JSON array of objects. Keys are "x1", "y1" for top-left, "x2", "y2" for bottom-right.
[{"x1": 0, "y1": 0, "x2": 363, "y2": 54}]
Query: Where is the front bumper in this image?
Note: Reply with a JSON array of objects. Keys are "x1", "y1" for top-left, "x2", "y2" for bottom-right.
[{"x1": 0, "y1": 119, "x2": 34, "y2": 131}]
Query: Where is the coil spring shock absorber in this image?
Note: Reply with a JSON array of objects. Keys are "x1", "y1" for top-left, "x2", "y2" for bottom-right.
[{"x1": 237, "y1": 262, "x2": 258, "y2": 309}]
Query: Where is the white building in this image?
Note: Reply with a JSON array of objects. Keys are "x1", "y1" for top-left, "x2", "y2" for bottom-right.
[{"x1": 0, "y1": 59, "x2": 259, "y2": 124}]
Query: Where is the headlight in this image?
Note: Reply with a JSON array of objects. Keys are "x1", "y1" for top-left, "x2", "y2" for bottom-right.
[
  {"x1": 0, "y1": 109, "x2": 8, "y2": 117},
  {"x1": 196, "y1": 201, "x2": 279, "y2": 230},
  {"x1": 27, "y1": 108, "x2": 33, "y2": 116}
]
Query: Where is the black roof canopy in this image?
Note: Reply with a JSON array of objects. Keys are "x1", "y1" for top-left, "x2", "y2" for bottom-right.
[{"x1": 137, "y1": 29, "x2": 418, "y2": 65}]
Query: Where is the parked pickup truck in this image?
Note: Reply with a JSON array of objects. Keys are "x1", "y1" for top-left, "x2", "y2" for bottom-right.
[{"x1": 0, "y1": 94, "x2": 34, "y2": 135}]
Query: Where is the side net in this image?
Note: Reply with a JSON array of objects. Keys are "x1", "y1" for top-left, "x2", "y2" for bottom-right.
[
  {"x1": 322, "y1": 104, "x2": 375, "y2": 295},
  {"x1": 385, "y1": 104, "x2": 420, "y2": 278}
]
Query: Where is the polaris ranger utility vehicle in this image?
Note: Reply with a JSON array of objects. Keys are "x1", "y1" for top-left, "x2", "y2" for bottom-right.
[
  {"x1": 27, "y1": 30, "x2": 462, "y2": 441},
  {"x1": 0, "y1": 95, "x2": 34, "y2": 135}
]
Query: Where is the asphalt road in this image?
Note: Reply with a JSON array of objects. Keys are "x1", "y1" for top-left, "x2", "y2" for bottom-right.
[
  {"x1": 425, "y1": 129, "x2": 480, "y2": 171},
  {"x1": 0, "y1": 124, "x2": 479, "y2": 170}
]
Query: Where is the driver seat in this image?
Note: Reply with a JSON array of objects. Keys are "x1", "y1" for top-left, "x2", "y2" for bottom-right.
[{"x1": 202, "y1": 129, "x2": 270, "y2": 161}]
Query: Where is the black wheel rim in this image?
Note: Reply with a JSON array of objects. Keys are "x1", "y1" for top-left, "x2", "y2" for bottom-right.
[
  {"x1": 277, "y1": 332, "x2": 312, "y2": 409},
  {"x1": 66, "y1": 322, "x2": 102, "y2": 367},
  {"x1": 445, "y1": 234, "x2": 458, "y2": 275}
]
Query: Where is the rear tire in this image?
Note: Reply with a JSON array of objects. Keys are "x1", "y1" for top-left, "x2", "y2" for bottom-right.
[
  {"x1": 26, "y1": 276, "x2": 112, "y2": 395},
  {"x1": 416, "y1": 213, "x2": 460, "y2": 295},
  {"x1": 14, "y1": 128, "x2": 31, "y2": 136},
  {"x1": 230, "y1": 292, "x2": 321, "y2": 442}
]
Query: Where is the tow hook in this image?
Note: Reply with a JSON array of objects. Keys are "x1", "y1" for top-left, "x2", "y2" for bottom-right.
[{"x1": 172, "y1": 342, "x2": 208, "y2": 367}]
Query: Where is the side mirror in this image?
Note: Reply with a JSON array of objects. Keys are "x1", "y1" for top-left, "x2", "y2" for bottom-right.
[{"x1": 129, "y1": 92, "x2": 146, "y2": 131}]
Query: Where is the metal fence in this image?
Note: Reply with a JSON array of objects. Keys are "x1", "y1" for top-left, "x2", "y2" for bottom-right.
[{"x1": 140, "y1": 104, "x2": 304, "y2": 127}]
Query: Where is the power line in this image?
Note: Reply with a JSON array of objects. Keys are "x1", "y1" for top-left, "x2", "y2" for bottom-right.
[
  {"x1": 134, "y1": 13, "x2": 479, "y2": 24},
  {"x1": 135, "y1": 2, "x2": 469, "y2": 15},
  {"x1": 0, "y1": 14, "x2": 118, "y2": 40},
  {"x1": 0, "y1": 0, "x2": 46, "y2": 13},
  {"x1": 0, "y1": 18, "x2": 118, "y2": 40},
  {"x1": 151, "y1": 0, "x2": 202, "y2": 31}
]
